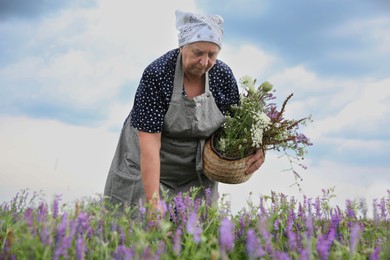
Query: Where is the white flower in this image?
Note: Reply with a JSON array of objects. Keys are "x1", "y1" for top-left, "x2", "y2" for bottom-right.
[
  {"x1": 239, "y1": 75, "x2": 255, "y2": 93},
  {"x1": 219, "y1": 138, "x2": 226, "y2": 152},
  {"x1": 250, "y1": 112, "x2": 271, "y2": 148}
]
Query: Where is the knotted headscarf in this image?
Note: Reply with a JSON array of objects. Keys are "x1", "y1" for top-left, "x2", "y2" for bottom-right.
[{"x1": 175, "y1": 10, "x2": 224, "y2": 49}]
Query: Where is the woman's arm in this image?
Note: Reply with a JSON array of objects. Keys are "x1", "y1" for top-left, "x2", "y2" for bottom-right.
[{"x1": 138, "y1": 131, "x2": 161, "y2": 207}]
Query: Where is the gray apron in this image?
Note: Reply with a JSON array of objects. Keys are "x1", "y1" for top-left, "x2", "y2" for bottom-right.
[{"x1": 104, "y1": 53, "x2": 225, "y2": 212}]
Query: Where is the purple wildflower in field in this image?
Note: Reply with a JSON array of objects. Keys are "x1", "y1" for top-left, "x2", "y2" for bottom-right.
[
  {"x1": 219, "y1": 217, "x2": 235, "y2": 252},
  {"x1": 115, "y1": 245, "x2": 133, "y2": 259},
  {"x1": 370, "y1": 246, "x2": 380, "y2": 260},
  {"x1": 52, "y1": 194, "x2": 61, "y2": 219},
  {"x1": 237, "y1": 212, "x2": 248, "y2": 237},
  {"x1": 274, "y1": 251, "x2": 291, "y2": 260},
  {"x1": 258, "y1": 216, "x2": 273, "y2": 256},
  {"x1": 287, "y1": 209, "x2": 298, "y2": 251},
  {"x1": 96, "y1": 219, "x2": 104, "y2": 240},
  {"x1": 300, "y1": 215, "x2": 314, "y2": 260},
  {"x1": 204, "y1": 188, "x2": 212, "y2": 206},
  {"x1": 37, "y1": 201, "x2": 47, "y2": 222},
  {"x1": 156, "y1": 240, "x2": 166, "y2": 258},
  {"x1": 173, "y1": 228, "x2": 182, "y2": 255},
  {"x1": 259, "y1": 196, "x2": 266, "y2": 216},
  {"x1": 23, "y1": 207, "x2": 33, "y2": 227},
  {"x1": 316, "y1": 222, "x2": 336, "y2": 260},
  {"x1": 349, "y1": 223, "x2": 361, "y2": 253},
  {"x1": 76, "y1": 212, "x2": 89, "y2": 235},
  {"x1": 273, "y1": 218, "x2": 279, "y2": 231},
  {"x1": 159, "y1": 200, "x2": 168, "y2": 219},
  {"x1": 186, "y1": 211, "x2": 201, "y2": 243},
  {"x1": 299, "y1": 249, "x2": 311, "y2": 260},
  {"x1": 76, "y1": 235, "x2": 85, "y2": 260},
  {"x1": 379, "y1": 197, "x2": 388, "y2": 220},
  {"x1": 118, "y1": 226, "x2": 126, "y2": 245},
  {"x1": 246, "y1": 228, "x2": 265, "y2": 258},
  {"x1": 298, "y1": 202, "x2": 305, "y2": 220},
  {"x1": 54, "y1": 234, "x2": 73, "y2": 260},
  {"x1": 174, "y1": 192, "x2": 186, "y2": 223},
  {"x1": 139, "y1": 204, "x2": 146, "y2": 219},
  {"x1": 345, "y1": 199, "x2": 356, "y2": 219},
  {"x1": 56, "y1": 212, "x2": 68, "y2": 244},
  {"x1": 39, "y1": 223, "x2": 52, "y2": 245},
  {"x1": 314, "y1": 197, "x2": 321, "y2": 218},
  {"x1": 305, "y1": 214, "x2": 314, "y2": 239}
]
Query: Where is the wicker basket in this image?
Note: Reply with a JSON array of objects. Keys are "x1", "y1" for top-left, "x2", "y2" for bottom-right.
[{"x1": 202, "y1": 134, "x2": 255, "y2": 184}]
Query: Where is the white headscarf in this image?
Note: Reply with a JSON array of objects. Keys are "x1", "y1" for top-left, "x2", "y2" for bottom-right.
[{"x1": 175, "y1": 10, "x2": 224, "y2": 49}]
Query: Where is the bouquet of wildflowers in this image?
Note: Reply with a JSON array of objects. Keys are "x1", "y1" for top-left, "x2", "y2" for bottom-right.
[{"x1": 213, "y1": 75, "x2": 312, "y2": 179}]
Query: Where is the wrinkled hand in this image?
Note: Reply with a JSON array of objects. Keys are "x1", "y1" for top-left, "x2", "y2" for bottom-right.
[{"x1": 245, "y1": 149, "x2": 265, "y2": 175}]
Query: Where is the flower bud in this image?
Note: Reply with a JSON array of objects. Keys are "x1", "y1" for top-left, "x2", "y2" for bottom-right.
[{"x1": 260, "y1": 81, "x2": 273, "y2": 92}]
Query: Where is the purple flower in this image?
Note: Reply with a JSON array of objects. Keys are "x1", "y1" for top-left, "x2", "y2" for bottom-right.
[
  {"x1": 287, "y1": 209, "x2": 297, "y2": 251},
  {"x1": 115, "y1": 245, "x2": 133, "y2": 260},
  {"x1": 259, "y1": 196, "x2": 266, "y2": 216},
  {"x1": 316, "y1": 224, "x2": 336, "y2": 260},
  {"x1": 156, "y1": 240, "x2": 166, "y2": 258},
  {"x1": 52, "y1": 194, "x2": 61, "y2": 219},
  {"x1": 305, "y1": 215, "x2": 314, "y2": 239},
  {"x1": 76, "y1": 236, "x2": 85, "y2": 260},
  {"x1": 23, "y1": 207, "x2": 34, "y2": 227},
  {"x1": 204, "y1": 188, "x2": 212, "y2": 206},
  {"x1": 379, "y1": 198, "x2": 388, "y2": 220},
  {"x1": 258, "y1": 216, "x2": 273, "y2": 255},
  {"x1": 76, "y1": 212, "x2": 89, "y2": 235},
  {"x1": 139, "y1": 205, "x2": 146, "y2": 220},
  {"x1": 274, "y1": 251, "x2": 291, "y2": 260},
  {"x1": 119, "y1": 227, "x2": 126, "y2": 245},
  {"x1": 174, "y1": 193, "x2": 186, "y2": 223},
  {"x1": 55, "y1": 212, "x2": 68, "y2": 244},
  {"x1": 273, "y1": 219, "x2": 280, "y2": 231},
  {"x1": 39, "y1": 224, "x2": 52, "y2": 245},
  {"x1": 370, "y1": 246, "x2": 380, "y2": 260},
  {"x1": 349, "y1": 224, "x2": 361, "y2": 253},
  {"x1": 246, "y1": 228, "x2": 265, "y2": 258},
  {"x1": 37, "y1": 201, "x2": 47, "y2": 222},
  {"x1": 346, "y1": 199, "x2": 356, "y2": 219},
  {"x1": 173, "y1": 229, "x2": 182, "y2": 255},
  {"x1": 186, "y1": 211, "x2": 201, "y2": 243},
  {"x1": 54, "y1": 234, "x2": 72, "y2": 260},
  {"x1": 219, "y1": 217, "x2": 235, "y2": 252},
  {"x1": 314, "y1": 197, "x2": 321, "y2": 218}
]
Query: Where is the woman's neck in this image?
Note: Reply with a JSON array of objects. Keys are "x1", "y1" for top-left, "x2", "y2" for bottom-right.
[{"x1": 183, "y1": 73, "x2": 205, "y2": 98}]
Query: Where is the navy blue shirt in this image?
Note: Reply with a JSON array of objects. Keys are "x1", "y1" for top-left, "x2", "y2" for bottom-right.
[{"x1": 130, "y1": 48, "x2": 240, "y2": 133}]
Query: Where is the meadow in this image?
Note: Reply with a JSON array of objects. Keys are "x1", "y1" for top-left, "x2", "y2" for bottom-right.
[{"x1": 1, "y1": 188, "x2": 389, "y2": 259}]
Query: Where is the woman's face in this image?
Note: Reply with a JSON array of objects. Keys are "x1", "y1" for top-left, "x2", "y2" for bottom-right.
[{"x1": 180, "y1": 42, "x2": 220, "y2": 78}]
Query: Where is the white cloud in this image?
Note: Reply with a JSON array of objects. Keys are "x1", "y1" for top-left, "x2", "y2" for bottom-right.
[
  {"x1": 1, "y1": 0, "x2": 199, "y2": 107},
  {"x1": 0, "y1": 116, "x2": 118, "y2": 203},
  {"x1": 219, "y1": 44, "x2": 276, "y2": 80}
]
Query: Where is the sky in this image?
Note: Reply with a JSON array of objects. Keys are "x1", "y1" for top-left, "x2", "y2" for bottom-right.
[{"x1": 1, "y1": 0, "x2": 389, "y2": 213}]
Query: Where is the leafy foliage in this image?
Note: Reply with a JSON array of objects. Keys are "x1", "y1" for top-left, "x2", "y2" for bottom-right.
[{"x1": 1, "y1": 188, "x2": 389, "y2": 259}]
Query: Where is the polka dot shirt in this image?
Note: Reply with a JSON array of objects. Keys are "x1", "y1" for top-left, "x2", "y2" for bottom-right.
[{"x1": 130, "y1": 48, "x2": 240, "y2": 133}]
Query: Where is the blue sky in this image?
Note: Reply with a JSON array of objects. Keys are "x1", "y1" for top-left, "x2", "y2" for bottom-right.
[{"x1": 0, "y1": 0, "x2": 389, "y2": 211}]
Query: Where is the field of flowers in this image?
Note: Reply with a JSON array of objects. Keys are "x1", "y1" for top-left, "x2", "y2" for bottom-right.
[{"x1": 1, "y1": 188, "x2": 389, "y2": 259}]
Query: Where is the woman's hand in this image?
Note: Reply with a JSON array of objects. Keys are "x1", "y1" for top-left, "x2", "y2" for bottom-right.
[{"x1": 245, "y1": 148, "x2": 265, "y2": 175}]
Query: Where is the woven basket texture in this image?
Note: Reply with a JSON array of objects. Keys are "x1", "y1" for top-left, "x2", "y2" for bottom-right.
[{"x1": 202, "y1": 137, "x2": 254, "y2": 184}]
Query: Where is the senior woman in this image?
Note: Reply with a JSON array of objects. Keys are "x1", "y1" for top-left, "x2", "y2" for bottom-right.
[{"x1": 104, "y1": 10, "x2": 265, "y2": 214}]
